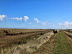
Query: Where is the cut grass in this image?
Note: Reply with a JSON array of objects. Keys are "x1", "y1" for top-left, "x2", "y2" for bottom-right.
[
  {"x1": 53, "y1": 31, "x2": 72, "y2": 54},
  {"x1": 0, "y1": 29, "x2": 52, "y2": 54},
  {"x1": 64, "y1": 31, "x2": 72, "y2": 38},
  {"x1": 0, "y1": 29, "x2": 52, "y2": 37},
  {"x1": 0, "y1": 32, "x2": 46, "y2": 48},
  {"x1": 0, "y1": 29, "x2": 52, "y2": 51},
  {"x1": 31, "y1": 33, "x2": 57, "y2": 54}
]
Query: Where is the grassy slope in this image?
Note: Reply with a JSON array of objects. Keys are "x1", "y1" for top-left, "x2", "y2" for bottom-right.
[{"x1": 53, "y1": 31, "x2": 72, "y2": 54}]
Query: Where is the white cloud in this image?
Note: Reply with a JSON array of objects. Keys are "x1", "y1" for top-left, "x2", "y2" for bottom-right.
[
  {"x1": 58, "y1": 22, "x2": 72, "y2": 29},
  {"x1": 11, "y1": 16, "x2": 29, "y2": 21},
  {"x1": 24, "y1": 16, "x2": 29, "y2": 21},
  {"x1": 34, "y1": 18, "x2": 39, "y2": 23},
  {"x1": 0, "y1": 15, "x2": 7, "y2": 21},
  {"x1": 11, "y1": 17, "x2": 22, "y2": 21}
]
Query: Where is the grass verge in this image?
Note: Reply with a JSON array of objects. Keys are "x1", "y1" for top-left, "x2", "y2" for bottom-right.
[{"x1": 52, "y1": 31, "x2": 72, "y2": 54}]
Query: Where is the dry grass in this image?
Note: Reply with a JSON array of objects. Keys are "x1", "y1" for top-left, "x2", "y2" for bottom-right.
[
  {"x1": 0, "y1": 28, "x2": 52, "y2": 54},
  {"x1": 31, "y1": 33, "x2": 56, "y2": 54}
]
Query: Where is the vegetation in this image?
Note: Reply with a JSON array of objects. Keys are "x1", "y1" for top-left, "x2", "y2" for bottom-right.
[
  {"x1": 0, "y1": 29, "x2": 52, "y2": 54},
  {"x1": 53, "y1": 31, "x2": 72, "y2": 54},
  {"x1": 0, "y1": 29, "x2": 72, "y2": 54},
  {"x1": 31, "y1": 33, "x2": 57, "y2": 54}
]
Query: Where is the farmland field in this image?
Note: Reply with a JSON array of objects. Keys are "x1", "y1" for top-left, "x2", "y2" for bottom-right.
[
  {"x1": 0, "y1": 29, "x2": 72, "y2": 54},
  {"x1": 32, "y1": 31, "x2": 72, "y2": 54},
  {"x1": 0, "y1": 28, "x2": 52, "y2": 54}
]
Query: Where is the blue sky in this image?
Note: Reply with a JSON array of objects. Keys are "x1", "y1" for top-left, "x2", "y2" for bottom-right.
[{"x1": 0, "y1": 0, "x2": 72, "y2": 29}]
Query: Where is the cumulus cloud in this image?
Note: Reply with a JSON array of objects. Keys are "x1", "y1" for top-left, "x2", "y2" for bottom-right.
[
  {"x1": 11, "y1": 16, "x2": 29, "y2": 21},
  {"x1": 24, "y1": 16, "x2": 29, "y2": 21},
  {"x1": 58, "y1": 22, "x2": 72, "y2": 29},
  {"x1": 34, "y1": 18, "x2": 39, "y2": 23},
  {"x1": 0, "y1": 15, "x2": 7, "y2": 21},
  {"x1": 11, "y1": 17, "x2": 22, "y2": 21}
]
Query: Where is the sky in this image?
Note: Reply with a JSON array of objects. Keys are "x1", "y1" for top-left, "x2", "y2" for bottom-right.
[{"x1": 0, "y1": 0, "x2": 72, "y2": 29}]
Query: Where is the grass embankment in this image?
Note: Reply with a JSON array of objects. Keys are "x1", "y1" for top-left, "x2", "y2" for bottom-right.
[{"x1": 53, "y1": 31, "x2": 72, "y2": 54}]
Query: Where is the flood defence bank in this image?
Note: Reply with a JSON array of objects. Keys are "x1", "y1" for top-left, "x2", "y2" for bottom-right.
[{"x1": 1, "y1": 31, "x2": 54, "y2": 54}]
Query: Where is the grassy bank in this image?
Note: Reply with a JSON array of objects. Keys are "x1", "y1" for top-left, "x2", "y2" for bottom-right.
[{"x1": 53, "y1": 31, "x2": 72, "y2": 54}]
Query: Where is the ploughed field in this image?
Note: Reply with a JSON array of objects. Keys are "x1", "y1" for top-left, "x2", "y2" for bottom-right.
[{"x1": 0, "y1": 29, "x2": 72, "y2": 54}]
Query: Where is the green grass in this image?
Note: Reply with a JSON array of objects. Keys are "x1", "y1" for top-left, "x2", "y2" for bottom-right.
[{"x1": 53, "y1": 31, "x2": 72, "y2": 54}]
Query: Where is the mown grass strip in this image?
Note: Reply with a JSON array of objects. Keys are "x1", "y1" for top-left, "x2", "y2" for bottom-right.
[{"x1": 53, "y1": 31, "x2": 72, "y2": 54}]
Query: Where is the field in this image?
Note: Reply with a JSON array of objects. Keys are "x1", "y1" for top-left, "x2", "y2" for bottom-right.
[
  {"x1": 32, "y1": 31, "x2": 72, "y2": 54},
  {"x1": 0, "y1": 29, "x2": 72, "y2": 54},
  {"x1": 0, "y1": 28, "x2": 52, "y2": 54}
]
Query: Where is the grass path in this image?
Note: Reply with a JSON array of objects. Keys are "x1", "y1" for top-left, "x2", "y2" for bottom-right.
[{"x1": 53, "y1": 31, "x2": 72, "y2": 54}]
